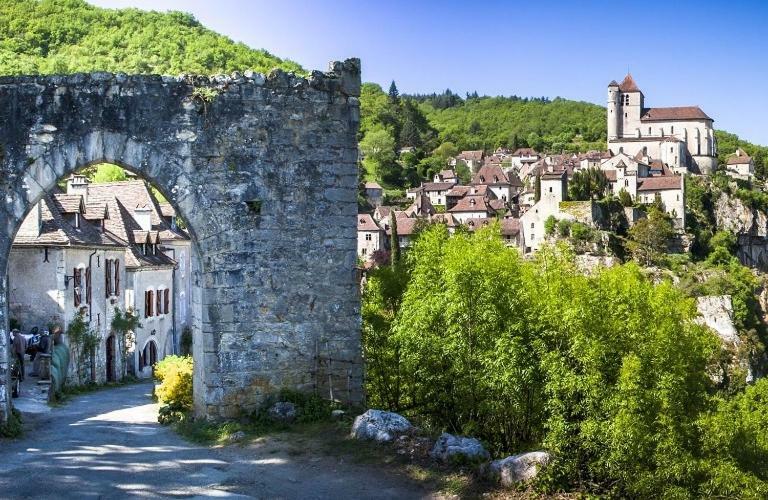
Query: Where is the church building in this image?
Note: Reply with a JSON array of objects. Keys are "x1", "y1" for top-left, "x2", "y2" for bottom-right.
[{"x1": 607, "y1": 74, "x2": 717, "y2": 174}]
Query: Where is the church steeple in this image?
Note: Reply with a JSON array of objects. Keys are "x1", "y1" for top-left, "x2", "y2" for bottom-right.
[{"x1": 618, "y1": 74, "x2": 641, "y2": 93}]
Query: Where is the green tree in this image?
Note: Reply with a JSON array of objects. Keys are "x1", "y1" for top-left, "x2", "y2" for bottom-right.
[
  {"x1": 544, "y1": 215, "x2": 557, "y2": 236},
  {"x1": 455, "y1": 160, "x2": 471, "y2": 184},
  {"x1": 618, "y1": 188, "x2": 633, "y2": 207},
  {"x1": 389, "y1": 211, "x2": 400, "y2": 266},
  {"x1": 388, "y1": 80, "x2": 400, "y2": 104},
  {"x1": 90, "y1": 163, "x2": 127, "y2": 183},
  {"x1": 568, "y1": 167, "x2": 608, "y2": 200},
  {"x1": 626, "y1": 208, "x2": 674, "y2": 266},
  {"x1": 534, "y1": 174, "x2": 541, "y2": 202}
]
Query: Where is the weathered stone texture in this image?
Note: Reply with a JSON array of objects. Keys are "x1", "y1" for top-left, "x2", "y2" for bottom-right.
[{"x1": 0, "y1": 59, "x2": 362, "y2": 423}]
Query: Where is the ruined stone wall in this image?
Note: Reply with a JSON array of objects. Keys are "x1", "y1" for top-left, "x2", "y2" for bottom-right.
[{"x1": 0, "y1": 59, "x2": 362, "y2": 422}]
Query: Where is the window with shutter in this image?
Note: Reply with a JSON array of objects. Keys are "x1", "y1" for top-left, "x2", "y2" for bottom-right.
[
  {"x1": 73, "y1": 267, "x2": 82, "y2": 307},
  {"x1": 105, "y1": 259, "x2": 112, "y2": 297},
  {"x1": 157, "y1": 289, "x2": 162, "y2": 316},
  {"x1": 114, "y1": 260, "x2": 120, "y2": 296},
  {"x1": 86, "y1": 267, "x2": 92, "y2": 306},
  {"x1": 164, "y1": 289, "x2": 170, "y2": 314}
]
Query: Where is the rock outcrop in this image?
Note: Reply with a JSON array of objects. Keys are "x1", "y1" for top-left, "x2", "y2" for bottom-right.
[
  {"x1": 714, "y1": 192, "x2": 768, "y2": 270},
  {"x1": 696, "y1": 295, "x2": 740, "y2": 345},
  {"x1": 351, "y1": 410, "x2": 413, "y2": 442},
  {"x1": 430, "y1": 433, "x2": 490, "y2": 463},
  {"x1": 490, "y1": 451, "x2": 551, "y2": 485}
]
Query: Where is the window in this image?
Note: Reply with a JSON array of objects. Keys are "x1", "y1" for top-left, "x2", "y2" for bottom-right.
[
  {"x1": 105, "y1": 259, "x2": 113, "y2": 297},
  {"x1": 531, "y1": 222, "x2": 534, "y2": 228},
  {"x1": 361, "y1": 248, "x2": 367, "y2": 255},
  {"x1": 164, "y1": 289, "x2": 170, "y2": 315},
  {"x1": 73, "y1": 267, "x2": 82, "y2": 307},
  {"x1": 365, "y1": 233, "x2": 371, "y2": 241},
  {"x1": 114, "y1": 260, "x2": 120, "y2": 296},
  {"x1": 156, "y1": 289, "x2": 163, "y2": 316},
  {"x1": 145, "y1": 290, "x2": 154, "y2": 318},
  {"x1": 671, "y1": 126, "x2": 674, "y2": 134},
  {"x1": 648, "y1": 127, "x2": 652, "y2": 135},
  {"x1": 549, "y1": 187, "x2": 552, "y2": 193}
]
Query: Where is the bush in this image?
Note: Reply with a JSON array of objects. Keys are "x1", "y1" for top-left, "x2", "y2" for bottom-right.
[
  {"x1": 251, "y1": 388, "x2": 333, "y2": 425},
  {"x1": 154, "y1": 355, "x2": 193, "y2": 423},
  {"x1": 557, "y1": 219, "x2": 572, "y2": 238},
  {"x1": 544, "y1": 215, "x2": 558, "y2": 237},
  {"x1": 0, "y1": 408, "x2": 22, "y2": 438}
]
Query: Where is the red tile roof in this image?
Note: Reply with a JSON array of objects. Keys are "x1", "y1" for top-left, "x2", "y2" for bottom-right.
[
  {"x1": 727, "y1": 150, "x2": 753, "y2": 165},
  {"x1": 512, "y1": 148, "x2": 539, "y2": 156},
  {"x1": 637, "y1": 175, "x2": 682, "y2": 191},
  {"x1": 422, "y1": 182, "x2": 455, "y2": 192},
  {"x1": 618, "y1": 74, "x2": 641, "y2": 93},
  {"x1": 357, "y1": 214, "x2": 381, "y2": 231},
  {"x1": 364, "y1": 181, "x2": 383, "y2": 190},
  {"x1": 641, "y1": 106, "x2": 712, "y2": 122},
  {"x1": 457, "y1": 150, "x2": 484, "y2": 162},
  {"x1": 449, "y1": 195, "x2": 493, "y2": 214},
  {"x1": 472, "y1": 165, "x2": 510, "y2": 186}
]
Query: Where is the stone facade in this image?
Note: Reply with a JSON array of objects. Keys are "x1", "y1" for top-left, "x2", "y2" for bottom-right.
[{"x1": 0, "y1": 59, "x2": 362, "y2": 423}]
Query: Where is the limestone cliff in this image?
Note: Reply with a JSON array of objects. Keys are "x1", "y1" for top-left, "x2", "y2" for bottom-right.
[{"x1": 714, "y1": 192, "x2": 768, "y2": 270}]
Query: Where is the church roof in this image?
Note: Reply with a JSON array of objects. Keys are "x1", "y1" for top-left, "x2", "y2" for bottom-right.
[
  {"x1": 641, "y1": 106, "x2": 712, "y2": 122},
  {"x1": 608, "y1": 80, "x2": 619, "y2": 87},
  {"x1": 618, "y1": 74, "x2": 641, "y2": 92}
]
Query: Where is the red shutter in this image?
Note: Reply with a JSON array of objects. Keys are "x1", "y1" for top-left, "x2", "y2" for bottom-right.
[
  {"x1": 105, "y1": 259, "x2": 112, "y2": 298},
  {"x1": 156, "y1": 290, "x2": 162, "y2": 316},
  {"x1": 164, "y1": 289, "x2": 170, "y2": 314},
  {"x1": 73, "y1": 268, "x2": 82, "y2": 307},
  {"x1": 86, "y1": 267, "x2": 92, "y2": 306},
  {"x1": 114, "y1": 260, "x2": 120, "y2": 296}
]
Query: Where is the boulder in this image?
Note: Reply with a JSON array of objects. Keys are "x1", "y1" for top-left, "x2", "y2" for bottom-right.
[
  {"x1": 490, "y1": 451, "x2": 550, "y2": 486},
  {"x1": 430, "y1": 433, "x2": 489, "y2": 463},
  {"x1": 351, "y1": 409, "x2": 413, "y2": 442},
  {"x1": 268, "y1": 401, "x2": 297, "y2": 423}
]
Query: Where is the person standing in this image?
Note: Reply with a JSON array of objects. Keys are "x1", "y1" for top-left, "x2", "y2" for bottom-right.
[{"x1": 12, "y1": 329, "x2": 27, "y2": 381}]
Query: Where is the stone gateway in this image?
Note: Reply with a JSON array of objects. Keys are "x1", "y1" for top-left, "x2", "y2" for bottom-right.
[{"x1": 0, "y1": 59, "x2": 362, "y2": 423}]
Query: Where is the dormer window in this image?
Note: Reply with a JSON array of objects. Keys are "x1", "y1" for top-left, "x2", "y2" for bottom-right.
[
  {"x1": 480, "y1": 176, "x2": 485, "y2": 183},
  {"x1": 470, "y1": 199, "x2": 476, "y2": 206}
]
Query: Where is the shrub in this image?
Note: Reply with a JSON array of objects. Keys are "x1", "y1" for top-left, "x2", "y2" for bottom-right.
[
  {"x1": 154, "y1": 355, "x2": 193, "y2": 423},
  {"x1": 0, "y1": 408, "x2": 22, "y2": 438},
  {"x1": 251, "y1": 388, "x2": 333, "y2": 425},
  {"x1": 557, "y1": 219, "x2": 572, "y2": 238},
  {"x1": 544, "y1": 215, "x2": 558, "y2": 236}
]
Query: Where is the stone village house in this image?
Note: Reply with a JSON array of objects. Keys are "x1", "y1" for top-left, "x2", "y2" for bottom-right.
[{"x1": 9, "y1": 175, "x2": 192, "y2": 383}]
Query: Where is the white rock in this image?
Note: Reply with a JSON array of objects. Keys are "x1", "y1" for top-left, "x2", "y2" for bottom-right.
[
  {"x1": 490, "y1": 451, "x2": 550, "y2": 486},
  {"x1": 696, "y1": 295, "x2": 740, "y2": 344},
  {"x1": 430, "y1": 433, "x2": 489, "y2": 462},
  {"x1": 351, "y1": 409, "x2": 412, "y2": 442}
]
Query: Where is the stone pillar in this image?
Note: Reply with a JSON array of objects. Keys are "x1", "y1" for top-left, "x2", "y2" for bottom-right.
[{"x1": 0, "y1": 268, "x2": 9, "y2": 424}]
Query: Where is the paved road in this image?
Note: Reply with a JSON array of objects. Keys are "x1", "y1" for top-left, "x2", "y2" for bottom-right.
[{"x1": 0, "y1": 383, "x2": 428, "y2": 499}]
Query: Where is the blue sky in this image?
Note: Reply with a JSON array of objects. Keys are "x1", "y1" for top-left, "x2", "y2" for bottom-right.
[{"x1": 88, "y1": 0, "x2": 768, "y2": 145}]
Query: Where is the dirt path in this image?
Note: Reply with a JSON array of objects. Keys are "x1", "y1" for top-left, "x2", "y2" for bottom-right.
[{"x1": 0, "y1": 382, "x2": 433, "y2": 499}]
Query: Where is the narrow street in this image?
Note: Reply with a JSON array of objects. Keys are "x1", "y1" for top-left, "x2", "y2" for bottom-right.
[{"x1": 0, "y1": 383, "x2": 430, "y2": 499}]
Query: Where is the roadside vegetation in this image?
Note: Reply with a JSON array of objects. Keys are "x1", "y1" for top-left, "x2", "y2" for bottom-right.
[{"x1": 363, "y1": 224, "x2": 768, "y2": 497}]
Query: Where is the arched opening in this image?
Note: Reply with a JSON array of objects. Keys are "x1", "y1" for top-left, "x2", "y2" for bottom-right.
[{"x1": 6, "y1": 159, "x2": 202, "y2": 408}]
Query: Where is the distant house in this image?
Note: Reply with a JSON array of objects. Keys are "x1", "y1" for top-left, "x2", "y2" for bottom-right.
[
  {"x1": 364, "y1": 181, "x2": 384, "y2": 207},
  {"x1": 451, "y1": 150, "x2": 485, "y2": 172},
  {"x1": 448, "y1": 195, "x2": 496, "y2": 223},
  {"x1": 520, "y1": 171, "x2": 570, "y2": 253},
  {"x1": 433, "y1": 169, "x2": 458, "y2": 184},
  {"x1": 357, "y1": 214, "x2": 385, "y2": 260},
  {"x1": 385, "y1": 217, "x2": 420, "y2": 248},
  {"x1": 510, "y1": 148, "x2": 540, "y2": 169},
  {"x1": 471, "y1": 164, "x2": 517, "y2": 202},
  {"x1": 726, "y1": 148, "x2": 754, "y2": 180}
]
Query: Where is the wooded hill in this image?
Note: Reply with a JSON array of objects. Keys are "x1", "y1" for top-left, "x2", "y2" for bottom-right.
[{"x1": 0, "y1": 0, "x2": 303, "y2": 76}]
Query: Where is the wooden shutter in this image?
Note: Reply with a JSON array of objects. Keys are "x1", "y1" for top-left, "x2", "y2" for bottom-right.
[
  {"x1": 164, "y1": 289, "x2": 170, "y2": 314},
  {"x1": 156, "y1": 290, "x2": 162, "y2": 316},
  {"x1": 86, "y1": 267, "x2": 92, "y2": 306},
  {"x1": 73, "y1": 268, "x2": 82, "y2": 307},
  {"x1": 105, "y1": 259, "x2": 112, "y2": 298},
  {"x1": 114, "y1": 260, "x2": 120, "y2": 296},
  {"x1": 144, "y1": 291, "x2": 150, "y2": 318}
]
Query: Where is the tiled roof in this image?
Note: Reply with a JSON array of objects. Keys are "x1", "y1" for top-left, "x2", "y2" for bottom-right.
[
  {"x1": 603, "y1": 170, "x2": 617, "y2": 182},
  {"x1": 641, "y1": 106, "x2": 711, "y2": 122},
  {"x1": 357, "y1": 214, "x2": 381, "y2": 231},
  {"x1": 727, "y1": 149, "x2": 752, "y2": 165},
  {"x1": 501, "y1": 218, "x2": 521, "y2": 236},
  {"x1": 88, "y1": 180, "x2": 189, "y2": 243},
  {"x1": 437, "y1": 169, "x2": 457, "y2": 180},
  {"x1": 364, "y1": 181, "x2": 383, "y2": 190},
  {"x1": 489, "y1": 199, "x2": 506, "y2": 211},
  {"x1": 13, "y1": 195, "x2": 125, "y2": 248},
  {"x1": 637, "y1": 175, "x2": 682, "y2": 191},
  {"x1": 52, "y1": 194, "x2": 84, "y2": 214},
  {"x1": 430, "y1": 213, "x2": 459, "y2": 227},
  {"x1": 512, "y1": 148, "x2": 538, "y2": 156},
  {"x1": 507, "y1": 170, "x2": 523, "y2": 187},
  {"x1": 618, "y1": 74, "x2": 641, "y2": 92},
  {"x1": 449, "y1": 195, "x2": 493, "y2": 214},
  {"x1": 457, "y1": 150, "x2": 484, "y2": 162},
  {"x1": 472, "y1": 165, "x2": 510, "y2": 186},
  {"x1": 386, "y1": 217, "x2": 419, "y2": 236},
  {"x1": 446, "y1": 185, "x2": 471, "y2": 197},
  {"x1": 422, "y1": 182, "x2": 455, "y2": 192},
  {"x1": 158, "y1": 202, "x2": 176, "y2": 218}
]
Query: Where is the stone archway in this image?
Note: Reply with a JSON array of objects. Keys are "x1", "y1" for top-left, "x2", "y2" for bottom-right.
[{"x1": 0, "y1": 59, "x2": 363, "y2": 422}]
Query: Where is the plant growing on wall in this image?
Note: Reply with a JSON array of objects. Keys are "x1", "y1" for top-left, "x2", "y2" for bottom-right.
[
  {"x1": 67, "y1": 312, "x2": 100, "y2": 385},
  {"x1": 111, "y1": 307, "x2": 141, "y2": 378}
]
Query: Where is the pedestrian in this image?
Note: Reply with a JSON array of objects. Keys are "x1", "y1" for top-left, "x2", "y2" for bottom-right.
[{"x1": 12, "y1": 329, "x2": 27, "y2": 381}]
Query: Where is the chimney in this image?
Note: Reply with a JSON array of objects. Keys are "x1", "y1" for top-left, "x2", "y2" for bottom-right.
[
  {"x1": 66, "y1": 174, "x2": 90, "y2": 205},
  {"x1": 134, "y1": 205, "x2": 152, "y2": 231}
]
